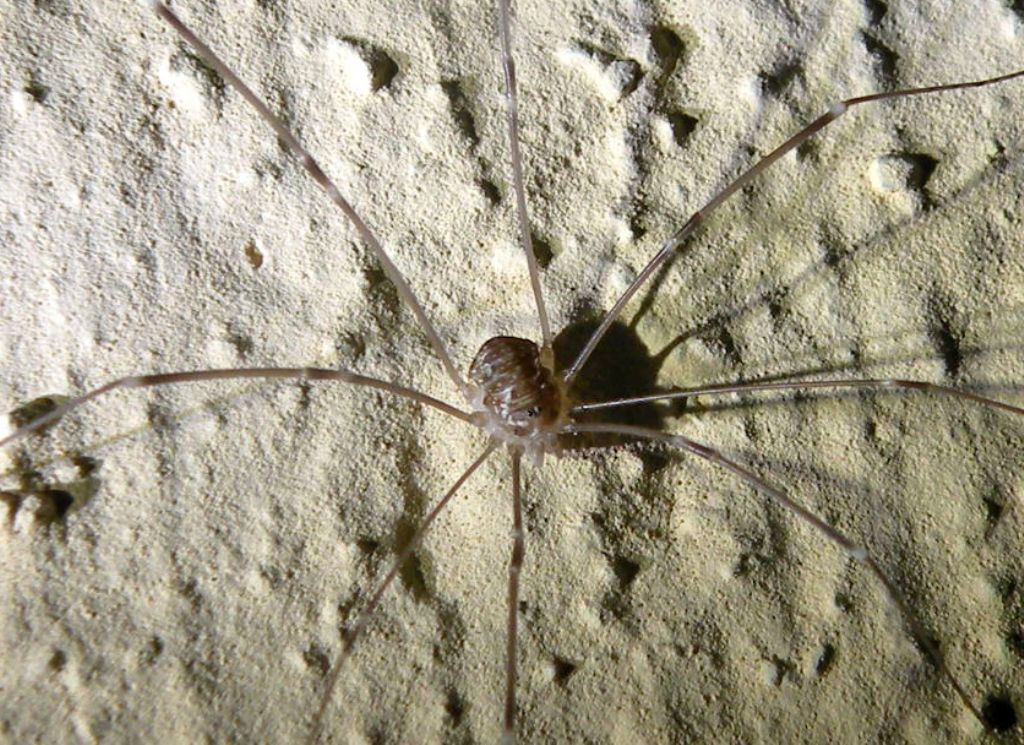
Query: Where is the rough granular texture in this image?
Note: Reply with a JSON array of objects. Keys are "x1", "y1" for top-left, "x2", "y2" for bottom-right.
[{"x1": 0, "y1": 1, "x2": 1022, "y2": 743}]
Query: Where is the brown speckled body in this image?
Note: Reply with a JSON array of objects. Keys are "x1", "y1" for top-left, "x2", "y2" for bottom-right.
[{"x1": 469, "y1": 336, "x2": 564, "y2": 435}]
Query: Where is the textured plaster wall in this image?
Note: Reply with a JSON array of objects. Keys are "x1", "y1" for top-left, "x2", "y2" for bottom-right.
[{"x1": 1, "y1": 1, "x2": 1023, "y2": 743}]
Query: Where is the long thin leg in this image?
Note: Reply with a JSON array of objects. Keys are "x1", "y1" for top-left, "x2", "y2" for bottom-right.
[
  {"x1": 0, "y1": 367, "x2": 471, "y2": 450},
  {"x1": 564, "y1": 421, "x2": 989, "y2": 728},
  {"x1": 310, "y1": 442, "x2": 497, "y2": 744},
  {"x1": 147, "y1": 1, "x2": 466, "y2": 395},
  {"x1": 503, "y1": 449, "x2": 524, "y2": 744},
  {"x1": 495, "y1": 0, "x2": 551, "y2": 350},
  {"x1": 561, "y1": 67, "x2": 1024, "y2": 386},
  {"x1": 572, "y1": 377, "x2": 1024, "y2": 417}
]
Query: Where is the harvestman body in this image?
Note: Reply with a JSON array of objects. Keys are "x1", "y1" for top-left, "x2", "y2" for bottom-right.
[{"x1": 3, "y1": 0, "x2": 1024, "y2": 741}]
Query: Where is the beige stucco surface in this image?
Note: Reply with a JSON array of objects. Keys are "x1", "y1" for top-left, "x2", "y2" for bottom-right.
[{"x1": 1, "y1": 1, "x2": 1023, "y2": 743}]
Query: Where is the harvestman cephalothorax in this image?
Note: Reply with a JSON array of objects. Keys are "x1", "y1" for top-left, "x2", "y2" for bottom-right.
[{"x1": 2, "y1": 0, "x2": 1024, "y2": 740}]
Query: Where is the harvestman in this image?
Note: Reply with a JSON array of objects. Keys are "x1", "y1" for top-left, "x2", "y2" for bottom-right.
[{"x1": 2, "y1": 0, "x2": 1024, "y2": 741}]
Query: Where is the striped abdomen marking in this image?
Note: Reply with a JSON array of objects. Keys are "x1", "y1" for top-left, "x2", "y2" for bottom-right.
[{"x1": 469, "y1": 336, "x2": 563, "y2": 434}]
